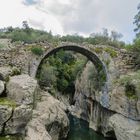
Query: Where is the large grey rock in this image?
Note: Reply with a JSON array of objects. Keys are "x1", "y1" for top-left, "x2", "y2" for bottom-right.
[
  {"x1": 5, "y1": 105, "x2": 32, "y2": 134},
  {"x1": 109, "y1": 85, "x2": 140, "y2": 120},
  {"x1": 7, "y1": 74, "x2": 37, "y2": 105},
  {"x1": 109, "y1": 114, "x2": 140, "y2": 140},
  {"x1": 0, "y1": 80, "x2": 4, "y2": 95},
  {"x1": 25, "y1": 92, "x2": 69, "y2": 140},
  {"x1": 25, "y1": 119, "x2": 52, "y2": 140},
  {"x1": 0, "y1": 105, "x2": 13, "y2": 133}
]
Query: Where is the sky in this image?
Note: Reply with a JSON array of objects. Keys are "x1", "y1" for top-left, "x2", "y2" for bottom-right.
[{"x1": 0, "y1": 0, "x2": 139, "y2": 43}]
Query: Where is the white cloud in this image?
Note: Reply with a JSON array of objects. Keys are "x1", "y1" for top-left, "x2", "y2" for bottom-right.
[
  {"x1": 0, "y1": 0, "x2": 64, "y2": 34},
  {"x1": 0, "y1": 0, "x2": 139, "y2": 42}
]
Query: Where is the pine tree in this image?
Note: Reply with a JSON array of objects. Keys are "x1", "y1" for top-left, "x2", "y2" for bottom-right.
[{"x1": 134, "y1": 3, "x2": 140, "y2": 38}]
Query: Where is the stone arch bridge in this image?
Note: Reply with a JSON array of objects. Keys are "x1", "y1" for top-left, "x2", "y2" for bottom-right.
[
  {"x1": 0, "y1": 42, "x2": 136, "y2": 107},
  {"x1": 32, "y1": 44, "x2": 107, "y2": 81}
]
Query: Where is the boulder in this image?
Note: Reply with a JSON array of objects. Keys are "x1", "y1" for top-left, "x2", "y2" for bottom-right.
[
  {"x1": 7, "y1": 74, "x2": 37, "y2": 105},
  {"x1": 109, "y1": 114, "x2": 140, "y2": 140},
  {"x1": 25, "y1": 119, "x2": 52, "y2": 140},
  {"x1": 0, "y1": 80, "x2": 4, "y2": 95},
  {"x1": 25, "y1": 92, "x2": 69, "y2": 140},
  {"x1": 5, "y1": 105, "x2": 32, "y2": 134},
  {"x1": 0, "y1": 66, "x2": 12, "y2": 81},
  {"x1": 109, "y1": 85, "x2": 140, "y2": 120},
  {"x1": 0, "y1": 105, "x2": 13, "y2": 133}
]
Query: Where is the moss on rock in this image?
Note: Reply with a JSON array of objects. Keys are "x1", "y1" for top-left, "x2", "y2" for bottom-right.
[{"x1": 0, "y1": 98, "x2": 16, "y2": 108}]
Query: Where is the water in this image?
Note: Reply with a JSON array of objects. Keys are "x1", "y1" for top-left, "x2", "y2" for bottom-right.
[{"x1": 67, "y1": 115, "x2": 109, "y2": 140}]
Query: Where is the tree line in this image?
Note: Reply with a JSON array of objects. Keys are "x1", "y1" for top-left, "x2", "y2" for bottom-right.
[{"x1": 0, "y1": 21, "x2": 124, "y2": 48}]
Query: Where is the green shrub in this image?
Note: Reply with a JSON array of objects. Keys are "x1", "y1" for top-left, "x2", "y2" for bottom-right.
[
  {"x1": 11, "y1": 67, "x2": 21, "y2": 75},
  {"x1": 31, "y1": 46, "x2": 43, "y2": 56},
  {"x1": 118, "y1": 71, "x2": 140, "y2": 99},
  {"x1": 104, "y1": 47, "x2": 117, "y2": 58},
  {"x1": 93, "y1": 47, "x2": 103, "y2": 54},
  {"x1": 38, "y1": 65, "x2": 57, "y2": 88},
  {"x1": 104, "y1": 59, "x2": 111, "y2": 67},
  {"x1": 0, "y1": 43, "x2": 5, "y2": 49},
  {"x1": 88, "y1": 64, "x2": 99, "y2": 89},
  {"x1": 125, "y1": 82, "x2": 137, "y2": 99},
  {"x1": 57, "y1": 78, "x2": 69, "y2": 92}
]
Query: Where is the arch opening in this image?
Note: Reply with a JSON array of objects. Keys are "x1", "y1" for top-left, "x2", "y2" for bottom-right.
[{"x1": 35, "y1": 45, "x2": 108, "y2": 89}]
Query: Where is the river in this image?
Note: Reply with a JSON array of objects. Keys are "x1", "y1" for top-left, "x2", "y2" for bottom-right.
[{"x1": 67, "y1": 115, "x2": 114, "y2": 140}]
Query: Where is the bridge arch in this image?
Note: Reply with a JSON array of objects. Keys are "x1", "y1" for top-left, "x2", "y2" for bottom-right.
[{"x1": 34, "y1": 45, "x2": 108, "y2": 87}]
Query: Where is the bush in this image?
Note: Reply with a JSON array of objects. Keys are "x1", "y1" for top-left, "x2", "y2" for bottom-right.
[
  {"x1": 31, "y1": 46, "x2": 43, "y2": 56},
  {"x1": 118, "y1": 71, "x2": 140, "y2": 99},
  {"x1": 93, "y1": 47, "x2": 103, "y2": 54},
  {"x1": 88, "y1": 64, "x2": 99, "y2": 89},
  {"x1": 104, "y1": 47, "x2": 117, "y2": 58},
  {"x1": 125, "y1": 82, "x2": 137, "y2": 99},
  {"x1": 38, "y1": 65, "x2": 57, "y2": 88},
  {"x1": 0, "y1": 43, "x2": 5, "y2": 49},
  {"x1": 126, "y1": 39, "x2": 140, "y2": 69}
]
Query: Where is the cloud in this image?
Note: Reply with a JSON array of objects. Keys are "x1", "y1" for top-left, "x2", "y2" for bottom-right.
[
  {"x1": 23, "y1": 0, "x2": 39, "y2": 6},
  {"x1": 0, "y1": 0, "x2": 64, "y2": 34},
  {"x1": 0, "y1": 0, "x2": 139, "y2": 42},
  {"x1": 35, "y1": 0, "x2": 139, "y2": 42}
]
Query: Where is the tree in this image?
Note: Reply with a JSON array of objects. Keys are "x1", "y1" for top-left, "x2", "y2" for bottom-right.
[
  {"x1": 134, "y1": 3, "x2": 140, "y2": 38},
  {"x1": 102, "y1": 28, "x2": 109, "y2": 37},
  {"x1": 22, "y1": 21, "x2": 29, "y2": 29},
  {"x1": 7, "y1": 26, "x2": 14, "y2": 32},
  {"x1": 111, "y1": 30, "x2": 123, "y2": 41},
  {"x1": 22, "y1": 21, "x2": 31, "y2": 34}
]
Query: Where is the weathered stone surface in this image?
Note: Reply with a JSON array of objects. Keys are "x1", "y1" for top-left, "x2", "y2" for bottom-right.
[
  {"x1": 72, "y1": 92, "x2": 114, "y2": 137},
  {"x1": 0, "y1": 75, "x2": 36, "y2": 135},
  {"x1": 0, "y1": 80, "x2": 4, "y2": 95},
  {"x1": 109, "y1": 85, "x2": 140, "y2": 120},
  {"x1": 109, "y1": 114, "x2": 140, "y2": 140},
  {"x1": 25, "y1": 119, "x2": 52, "y2": 140},
  {"x1": 5, "y1": 105, "x2": 32, "y2": 134},
  {"x1": 7, "y1": 74, "x2": 37, "y2": 105},
  {"x1": 25, "y1": 92, "x2": 69, "y2": 140},
  {"x1": 0, "y1": 67, "x2": 12, "y2": 81},
  {"x1": 89, "y1": 101, "x2": 114, "y2": 137},
  {"x1": 0, "y1": 39, "x2": 13, "y2": 50},
  {"x1": 0, "y1": 105, "x2": 13, "y2": 133}
]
